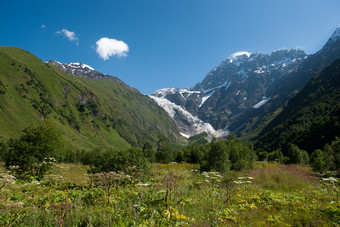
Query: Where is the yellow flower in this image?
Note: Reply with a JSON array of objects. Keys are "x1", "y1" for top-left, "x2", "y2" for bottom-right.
[{"x1": 176, "y1": 214, "x2": 187, "y2": 220}]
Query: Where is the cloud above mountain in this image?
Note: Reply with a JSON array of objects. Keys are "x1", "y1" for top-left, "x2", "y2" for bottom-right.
[
  {"x1": 56, "y1": 29, "x2": 79, "y2": 45},
  {"x1": 96, "y1": 37, "x2": 129, "y2": 60}
]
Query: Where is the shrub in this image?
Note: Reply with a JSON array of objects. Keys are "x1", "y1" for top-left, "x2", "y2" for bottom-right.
[
  {"x1": 287, "y1": 144, "x2": 309, "y2": 165},
  {"x1": 4, "y1": 121, "x2": 63, "y2": 179},
  {"x1": 310, "y1": 149, "x2": 327, "y2": 173},
  {"x1": 155, "y1": 137, "x2": 173, "y2": 163},
  {"x1": 86, "y1": 148, "x2": 150, "y2": 176},
  {"x1": 268, "y1": 149, "x2": 284, "y2": 163},
  {"x1": 201, "y1": 138, "x2": 230, "y2": 172}
]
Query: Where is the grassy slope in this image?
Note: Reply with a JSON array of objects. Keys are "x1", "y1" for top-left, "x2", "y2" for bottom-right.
[{"x1": 0, "y1": 46, "x2": 179, "y2": 150}]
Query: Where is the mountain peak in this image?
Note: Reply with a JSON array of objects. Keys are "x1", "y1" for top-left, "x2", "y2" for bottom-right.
[
  {"x1": 67, "y1": 62, "x2": 95, "y2": 71},
  {"x1": 229, "y1": 51, "x2": 252, "y2": 59}
]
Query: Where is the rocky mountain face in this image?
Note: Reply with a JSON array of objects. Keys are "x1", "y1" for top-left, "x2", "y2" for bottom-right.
[{"x1": 150, "y1": 27, "x2": 340, "y2": 138}]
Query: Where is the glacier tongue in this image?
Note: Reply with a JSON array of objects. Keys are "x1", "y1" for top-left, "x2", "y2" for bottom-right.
[{"x1": 149, "y1": 95, "x2": 229, "y2": 139}]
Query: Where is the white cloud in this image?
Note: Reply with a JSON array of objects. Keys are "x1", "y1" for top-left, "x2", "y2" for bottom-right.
[
  {"x1": 96, "y1": 37, "x2": 129, "y2": 60},
  {"x1": 56, "y1": 29, "x2": 79, "y2": 45},
  {"x1": 41, "y1": 24, "x2": 46, "y2": 28}
]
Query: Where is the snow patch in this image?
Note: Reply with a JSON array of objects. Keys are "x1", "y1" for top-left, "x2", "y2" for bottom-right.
[
  {"x1": 201, "y1": 81, "x2": 231, "y2": 94},
  {"x1": 69, "y1": 63, "x2": 95, "y2": 71},
  {"x1": 180, "y1": 132, "x2": 190, "y2": 138},
  {"x1": 199, "y1": 94, "x2": 212, "y2": 108},
  {"x1": 230, "y1": 51, "x2": 251, "y2": 58},
  {"x1": 253, "y1": 97, "x2": 271, "y2": 109},
  {"x1": 152, "y1": 88, "x2": 201, "y2": 99}
]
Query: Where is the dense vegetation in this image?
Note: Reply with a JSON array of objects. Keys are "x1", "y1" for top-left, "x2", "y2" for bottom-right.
[
  {"x1": 0, "y1": 46, "x2": 179, "y2": 151},
  {"x1": 254, "y1": 59, "x2": 340, "y2": 168}
]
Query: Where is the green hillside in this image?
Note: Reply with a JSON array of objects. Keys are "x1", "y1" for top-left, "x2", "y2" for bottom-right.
[
  {"x1": 0, "y1": 46, "x2": 179, "y2": 150},
  {"x1": 254, "y1": 58, "x2": 340, "y2": 154}
]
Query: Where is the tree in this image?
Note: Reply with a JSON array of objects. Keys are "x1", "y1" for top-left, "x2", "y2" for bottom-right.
[
  {"x1": 155, "y1": 137, "x2": 173, "y2": 163},
  {"x1": 287, "y1": 144, "x2": 309, "y2": 165},
  {"x1": 268, "y1": 149, "x2": 284, "y2": 163},
  {"x1": 87, "y1": 148, "x2": 150, "y2": 175},
  {"x1": 201, "y1": 138, "x2": 230, "y2": 173},
  {"x1": 143, "y1": 141, "x2": 155, "y2": 163},
  {"x1": 310, "y1": 149, "x2": 327, "y2": 172},
  {"x1": 4, "y1": 121, "x2": 63, "y2": 179}
]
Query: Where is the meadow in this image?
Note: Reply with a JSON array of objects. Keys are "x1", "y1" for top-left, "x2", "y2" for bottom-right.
[{"x1": 0, "y1": 161, "x2": 339, "y2": 226}]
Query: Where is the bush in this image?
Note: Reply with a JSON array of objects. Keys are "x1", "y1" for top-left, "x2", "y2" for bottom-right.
[
  {"x1": 86, "y1": 148, "x2": 150, "y2": 176},
  {"x1": 201, "y1": 138, "x2": 230, "y2": 172},
  {"x1": 143, "y1": 142, "x2": 155, "y2": 163},
  {"x1": 268, "y1": 149, "x2": 284, "y2": 163},
  {"x1": 155, "y1": 137, "x2": 173, "y2": 163},
  {"x1": 287, "y1": 144, "x2": 309, "y2": 165},
  {"x1": 4, "y1": 121, "x2": 63, "y2": 179},
  {"x1": 310, "y1": 149, "x2": 327, "y2": 173}
]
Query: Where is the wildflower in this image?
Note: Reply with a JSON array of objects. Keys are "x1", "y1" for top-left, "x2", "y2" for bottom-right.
[
  {"x1": 133, "y1": 204, "x2": 141, "y2": 208},
  {"x1": 322, "y1": 177, "x2": 338, "y2": 182},
  {"x1": 176, "y1": 214, "x2": 187, "y2": 220},
  {"x1": 136, "y1": 183, "x2": 150, "y2": 187}
]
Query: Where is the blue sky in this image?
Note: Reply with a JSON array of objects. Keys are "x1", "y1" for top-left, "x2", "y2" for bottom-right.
[{"x1": 1, "y1": 0, "x2": 340, "y2": 94}]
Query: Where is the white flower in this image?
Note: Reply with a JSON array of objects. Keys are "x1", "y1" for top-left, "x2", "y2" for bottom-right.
[{"x1": 136, "y1": 183, "x2": 150, "y2": 187}]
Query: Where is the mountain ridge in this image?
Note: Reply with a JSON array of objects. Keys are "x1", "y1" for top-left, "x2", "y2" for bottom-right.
[
  {"x1": 0, "y1": 46, "x2": 179, "y2": 151},
  {"x1": 149, "y1": 27, "x2": 340, "y2": 138}
]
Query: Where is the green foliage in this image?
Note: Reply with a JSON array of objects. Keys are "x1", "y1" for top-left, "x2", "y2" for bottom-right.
[
  {"x1": 201, "y1": 138, "x2": 231, "y2": 172},
  {"x1": 84, "y1": 148, "x2": 150, "y2": 175},
  {"x1": 155, "y1": 137, "x2": 173, "y2": 163},
  {"x1": 257, "y1": 151, "x2": 269, "y2": 161},
  {"x1": 187, "y1": 132, "x2": 208, "y2": 146},
  {"x1": 183, "y1": 144, "x2": 205, "y2": 163},
  {"x1": 142, "y1": 141, "x2": 155, "y2": 163},
  {"x1": 4, "y1": 121, "x2": 63, "y2": 179},
  {"x1": 268, "y1": 149, "x2": 284, "y2": 163},
  {"x1": 310, "y1": 149, "x2": 327, "y2": 173},
  {"x1": 256, "y1": 59, "x2": 340, "y2": 154},
  {"x1": 199, "y1": 136, "x2": 257, "y2": 172},
  {"x1": 287, "y1": 144, "x2": 309, "y2": 165}
]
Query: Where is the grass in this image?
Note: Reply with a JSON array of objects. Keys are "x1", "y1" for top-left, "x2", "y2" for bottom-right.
[{"x1": 0, "y1": 161, "x2": 339, "y2": 226}]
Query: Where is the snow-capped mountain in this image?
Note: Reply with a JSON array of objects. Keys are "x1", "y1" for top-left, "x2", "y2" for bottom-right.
[
  {"x1": 150, "y1": 49, "x2": 306, "y2": 137},
  {"x1": 46, "y1": 60, "x2": 131, "y2": 88},
  {"x1": 150, "y1": 26, "x2": 340, "y2": 138}
]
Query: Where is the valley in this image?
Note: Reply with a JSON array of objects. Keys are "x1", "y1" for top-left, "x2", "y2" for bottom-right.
[{"x1": 0, "y1": 9, "x2": 339, "y2": 226}]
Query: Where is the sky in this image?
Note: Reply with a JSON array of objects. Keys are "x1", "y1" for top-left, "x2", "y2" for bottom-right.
[{"x1": 1, "y1": 0, "x2": 340, "y2": 94}]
